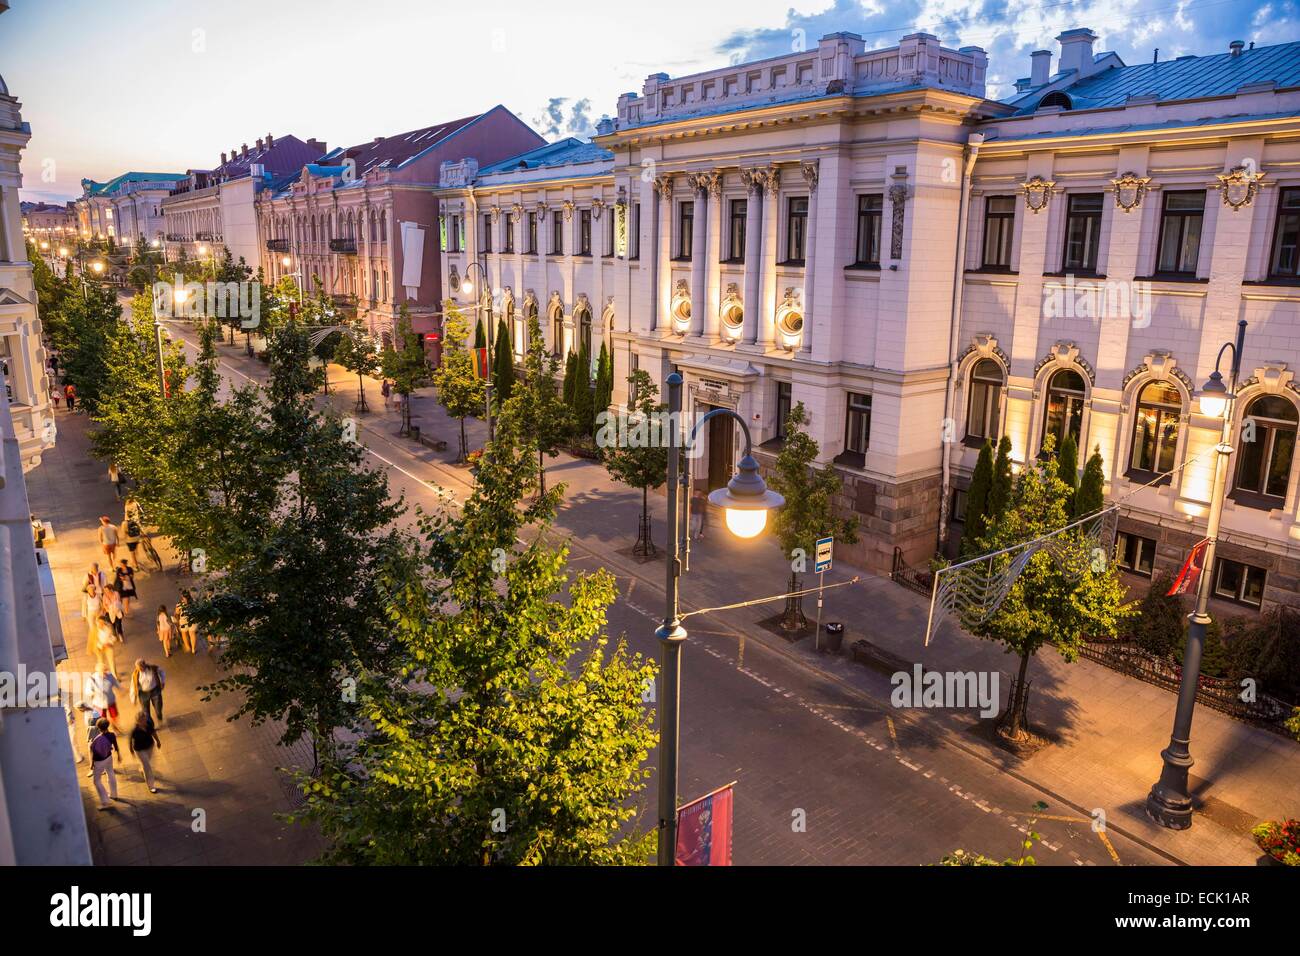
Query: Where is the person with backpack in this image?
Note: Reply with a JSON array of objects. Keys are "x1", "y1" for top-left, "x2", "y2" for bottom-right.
[
  {"x1": 85, "y1": 667, "x2": 121, "y2": 727},
  {"x1": 88, "y1": 717, "x2": 121, "y2": 809},
  {"x1": 128, "y1": 711, "x2": 161, "y2": 793},
  {"x1": 63, "y1": 382, "x2": 77, "y2": 412},
  {"x1": 129, "y1": 658, "x2": 165, "y2": 724},
  {"x1": 120, "y1": 513, "x2": 141, "y2": 568}
]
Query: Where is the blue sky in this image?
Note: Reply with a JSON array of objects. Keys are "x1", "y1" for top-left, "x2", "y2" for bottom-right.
[{"x1": 3, "y1": 0, "x2": 1295, "y2": 204}]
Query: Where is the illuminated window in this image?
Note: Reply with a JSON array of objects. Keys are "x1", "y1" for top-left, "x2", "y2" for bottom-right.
[
  {"x1": 1234, "y1": 394, "x2": 1298, "y2": 502},
  {"x1": 965, "y1": 359, "x2": 1003, "y2": 442},
  {"x1": 1130, "y1": 381, "x2": 1182, "y2": 475}
]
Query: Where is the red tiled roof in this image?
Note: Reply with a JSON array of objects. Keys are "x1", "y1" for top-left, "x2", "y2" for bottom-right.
[{"x1": 325, "y1": 114, "x2": 481, "y2": 176}]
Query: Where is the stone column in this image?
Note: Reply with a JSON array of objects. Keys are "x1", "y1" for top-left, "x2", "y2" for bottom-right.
[
  {"x1": 687, "y1": 173, "x2": 709, "y2": 337},
  {"x1": 740, "y1": 169, "x2": 763, "y2": 344},
  {"x1": 800, "y1": 161, "x2": 819, "y2": 354},
  {"x1": 758, "y1": 167, "x2": 781, "y2": 348},
  {"x1": 654, "y1": 175, "x2": 674, "y2": 334},
  {"x1": 704, "y1": 170, "x2": 723, "y2": 342}
]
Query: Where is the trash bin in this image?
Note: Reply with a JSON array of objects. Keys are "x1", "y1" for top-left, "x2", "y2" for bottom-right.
[
  {"x1": 410, "y1": 425, "x2": 421, "y2": 443},
  {"x1": 823, "y1": 622, "x2": 845, "y2": 654}
]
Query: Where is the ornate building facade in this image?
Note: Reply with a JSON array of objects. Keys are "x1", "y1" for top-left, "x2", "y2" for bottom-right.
[{"x1": 440, "y1": 29, "x2": 1300, "y2": 613}]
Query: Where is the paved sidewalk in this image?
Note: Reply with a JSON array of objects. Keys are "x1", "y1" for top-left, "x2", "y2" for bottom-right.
[
  {"x1": 24, "y1": 406, "x2": 322, "y2": 865},
  {"x1": 188, "y1": 332, "x2": 1295, "y2": 866}
]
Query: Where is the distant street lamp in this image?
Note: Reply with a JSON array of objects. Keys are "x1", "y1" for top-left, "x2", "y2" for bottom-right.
[
  {"x1": 458, "y1": 259, "x2": 497, "y2": 441},
  {"x1": 1146, "y1": 318, "x2": 1248, "y2": 830},
  {"x1": 655, "y1": 372, "x2": 784, "y2": 865}
]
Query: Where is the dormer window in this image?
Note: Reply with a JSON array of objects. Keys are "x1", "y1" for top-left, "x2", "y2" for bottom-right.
[{"x1": 1038, "y1": 91, "x2": 1072, "y2": 110}]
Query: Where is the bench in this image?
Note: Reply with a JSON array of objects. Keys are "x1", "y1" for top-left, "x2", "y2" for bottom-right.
[{"x1": 418, "y1": 434, "x2": 449, "y2": 452}]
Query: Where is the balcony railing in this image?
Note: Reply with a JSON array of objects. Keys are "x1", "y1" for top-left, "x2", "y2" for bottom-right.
[
  {"x1": 195, "y1": 231, "x2": 214, "y2": 242},
  {"x1": 329, "y1": 237, "x2": 357, "y2": 254},
  {"x1": 266, "y1": 238, "x2": 290, "y2": 252},
  {"x1": 165, "y1": 234, "x2": 188, "y2": 243}
]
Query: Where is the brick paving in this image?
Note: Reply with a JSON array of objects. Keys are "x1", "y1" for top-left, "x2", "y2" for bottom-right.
[{"x1": 24, "y1": 405, "x2": 322, "y2": 865}]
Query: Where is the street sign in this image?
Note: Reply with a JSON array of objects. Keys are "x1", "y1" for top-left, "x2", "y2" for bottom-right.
[{"x1": 815, "y1": 536, "x2": 833, "y2": 573}]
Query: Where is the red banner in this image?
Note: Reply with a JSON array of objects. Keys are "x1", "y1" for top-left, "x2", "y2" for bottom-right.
[
  {"x1": 475, "y1": 346, "x2": 490, "y2": 378},
  {"x1": 675, "y1": 782, "x2": 735, "y2": 866},
  {"x1": 1167, "y1": 539, "x2": 1209, "y2": 597}
]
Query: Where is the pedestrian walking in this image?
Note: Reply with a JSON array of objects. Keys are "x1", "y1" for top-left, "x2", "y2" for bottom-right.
[
  {"x1": 89, "y1": 717, "x2": 121, "y2": 809},
  {"x1": 104, "y1": 585, "x2": 125, "y2": 639},
  {"x1": 81, "y1": 571, "x2": 101, "y2": 647},
  {"x1": 381, "y1": 378, "x2": 391, "y2": 409},
  {"x1": 50, "y1": 383, "x2": 61, "y2": 409},
  {"x1": 176, "y1": 590, "x2": 198, "y2": 654},
  {"x1": 84, "y1": 667, "x2": 121, "y2": 729},
  {"x1": 97, "y1": 515, "x2": 119, "y2": 562},
  {"x1": 120, "y1": 514, "x2": 139, "y2": 568},
  {"x1": 108, "y1": 464, "x2": 127, "y2": 499},
  {"x1": 113, "y1": 560, "x2": 136, "y2": 614},
  {"x1": 156, "y1": 604, "x2": 178, "y2": 657},
  {"x1": 128, "y1": 712, "x2": 161, "y2": 793},
  {"x1": 67, "y1": 702, "x2": 87, "y2": 765},
  {"x1": 129, "y1": 658, "x2": 165, "y2": 725},
  {"x1": 63, "y1": 382, "x2": 77, "y2": 412},
  {"x1": 30, "y1": 513, "x2": 46, "y2": 549},
  {"x1": 94, "y1": 613, "x2": 122, "y2": 676}
]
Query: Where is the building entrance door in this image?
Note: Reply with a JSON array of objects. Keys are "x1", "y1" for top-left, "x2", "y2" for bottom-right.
[{"x1": 706, "y1": 406, "x2": 734, "y2": 491}]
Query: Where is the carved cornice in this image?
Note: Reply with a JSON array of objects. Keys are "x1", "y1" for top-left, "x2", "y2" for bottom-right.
[
  {"x1": 1110, "y1": 171, "x2": 1151, "y2": 213},
  {"x1": 1020, "y1": 175, "x2": 1056, "y2": 213},
  {"x1": 1215, "y1": 164, "x2": 1265, "y2": 211},
  {"x1": 653, "y1": 174, "x2": 674, "y2": 198}
]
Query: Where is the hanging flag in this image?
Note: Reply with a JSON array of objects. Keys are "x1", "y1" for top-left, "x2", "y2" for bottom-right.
[
  {"x1": 474, "y1": 346, "x2": 490, "y2": 378},
  {"x1": 1167, "y1": 539, "x2": 1209, "y2": 597},
  {"x1": 675, "y1": 782, "x2": 735, "y2": 866}
]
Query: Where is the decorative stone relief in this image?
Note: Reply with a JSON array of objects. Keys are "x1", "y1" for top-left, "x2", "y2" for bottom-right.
[
  {"x1": 888, "y1": 183, "x2": 909, "y2": 261},
  {"x1": 1033, "y1": 341, "x2": 1096, "y2": 388},
  {"x1": 1215, "y1": 164, "x2": 1265, "y2": 211},
  {"x1": 489, "y1": 205, "x2": 501, "y2": 223},
  {"x1": 1239, "y1": 363, "x2": 1300, "y2": 397},
  {"x1": 535, "y1": 201, "x2": 549, "y2": 221},
  {"x1": 591, "y1": 198, "x2": 607, "y2": 220},
  {"x1": 1121, "y1": 351, "x2": 1195, "y2": 406},
  {"x1": 653, "y1": 174, "x2": 674, "y2": 198},
  {"x1": 561, "y1": 200, "x2": 575, "y2": 221},
  {"x1": 1111, "y1": 171, "x2": 1151, "y2": 213},
  {"x1": 1020, "y1": 175, "x2": 1056, "y2": 213},
  {"x1": 957, "y1": 333, "x2": 1010, "y2": 369},
  {"x1": 801, "y1": 161, "x2": 820, "y2": 193}
]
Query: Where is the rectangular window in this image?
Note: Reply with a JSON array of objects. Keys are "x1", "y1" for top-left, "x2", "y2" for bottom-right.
[
  {"x1": 1213, "y1": 558, "x2": 1266, "y2": 607},
  {"x1": 1115, "y1": 532, "x2": 1156, "y2": 576},
  {"x1": 482, "y1": 214, "x2": 493, "y2": 253},
  {"x1": 448, "y1": 214, "x2": 462, "y2": 252},
  {"x1": 630, "y1": 202, "x2": 641, "y2": 259},
  {"x1": 605, "y1": 213, "x2": 615, "y2": 257},
  {"x1": 729, "y1": 199, "x2": 746, "y2": 261},
  {"x1": 678, "y1": 201, "x2": 694, "y2": 258},
  {"x1": 785, "y1": 196, "x2": 808, "y2": 263},
  {"x1": 526, "y1": 212, "x2": 537, "y2": 253},
  {"x1": 775, "y1": 382, "x2": 792, "y2": 441},
  {"x1": 503, "y1": 214, "x2": 515, "y2": 253},
  {"x1": 1062, "y1": 193, "x2": 1103, "y2": 273},
  {"x1": 1269, "y1": 187, "x2": 1300, "y2": 278},
  {"x1": 1155, "y1": 191, "x2": 1205, "y2": 275},
  {"x1": 854, "y1": 195, "x2": 883, "y2": 266},
  {"x1": 982, "y1": 196, "x2": 1015, "y2": 269},
  {"x1": 552, "y1": 214, "x2": 564, "y2": 255},
  {"x1": 579, "y1": 209, "x2": 592, "y2": 255},
  {"x1": 845, "y1": 392, "x2": 872, "y2": 457},
  {"x1": 952, "y1": 489, "x2": 969, "y2": 523}
]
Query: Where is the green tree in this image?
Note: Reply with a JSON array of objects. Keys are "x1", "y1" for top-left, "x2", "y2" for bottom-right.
[
  {"x1": 380, "y1": 305, "x2": 432, "y2": 437},
  {"x1": 193, "y1": 321, "x2": 407, "y2": 761},
  {"x1": 593, "y1": 342, "x2": 613, "y2": 425},
  {"x1": 292, "y1": 412, "x2": 657, "y2": 864},
  {"x1": 561, "y1": 350, "x2": 578, "y2": 409},
  {"x1": 988, "y1": 435, "x2": 1013, "y2": 524},
  {"x1": 50, "y1": 282, "x2": 122, "y2": 413},
  {"x1": 430, "y1": 303, "x2": 485, "y2": 461},
  {"x1": 572, "y1": 339, "x2": 594, "y2": 439},
  {"x1": 1075, "y1": 446, "x2": 1106, "y2": 517},
  {"x1": 769, "y1": 402, "x2": 859, "y2": 631},
  {"x1": 334, "y1": 319, "x2": 380, "y2": 413},
  {"x1": 491, "y1": 315, "x2": 514, "y2": 408},
  {"x1": 961, "y1": 439, "x2": 995, "y2": 555},
  {"x1": 968, "y1": 445, "x2": 1133, "y2": 741},
  {"x1": 1132, "y1": 572, "x2": 1186, "y2": 657},
  {"x1": 1057, "y1": 433, "x2": 1079, "y2": 513},
  {"x1": 600, "y1": 369, "x2": 668, "y2": 553},
  {"x1": 500, "y1": 312, "x2": 571, "y2": 493}
]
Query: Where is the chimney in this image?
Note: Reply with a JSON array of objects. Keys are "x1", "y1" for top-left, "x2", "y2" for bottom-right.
[
  {"x1": 306, "y1": 138, "x2": 326, "y2": 155},
  {"x1": 220, "y1": 152, "x2": 227, "y2": 165},
  {"x1": 266, "y1": 132, "x2": 274, "y2": 147},
  {"x1": 1030, "y1": 49, "x2": 1052, "y2": 86},
  {"x1": 241, "y1": 143, "x2": 249, "y2": 157},
  {"x1": 1057, "y1": 28, "x2": 1099, "y2": 77},
  {"x1": 1229, "y1": 39, "x2": 1245, "y2": 57},
  {"x1": 256, "y1": 138, "x2": 264, "y2": 150}
]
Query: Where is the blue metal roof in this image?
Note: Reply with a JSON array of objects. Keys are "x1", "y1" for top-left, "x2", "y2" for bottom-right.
[
  {"x1": 479, "y1": 137, "x2": 613, "y2": 177},
  {"x1": 986, "y1": 109, "x2": 1300, "y2": 143},
  {"x1": 1008, "y1": 40, "x2": 1300, "y2": 113}
]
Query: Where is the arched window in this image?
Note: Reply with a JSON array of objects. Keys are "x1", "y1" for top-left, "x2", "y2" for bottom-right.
[
  {"x1": 1038, "y1": 91, "x2": 1072, "y2": 110},
  {"x1": 576, "y1": 306, "x2": 592, "y2": 359},
  {"x1": 1234, "y1": 394, "x2": 1298, "y2": 502},
  {"x1": 549, "y1": 302, "x2": 564, "y2": 357},
  {"x1": 965, "y1": 359, "x2": 1004, "y2": 442},
  {"x1": 1130, "y1": 380, "x2": 1182, "y2": 474},
  {"x1": 1043, "y1": 368, "x2": 1086, "y2": 452}
]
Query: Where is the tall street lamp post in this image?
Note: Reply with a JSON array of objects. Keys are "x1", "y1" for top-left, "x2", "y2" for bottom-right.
[
  {"x1": 656, "y1": 371, "x2": 784, "y2": 865},
  {"x1": 1146, "y1": 318, "x2": 1248, "y2": 830},
  {"x1": 457, "y1": 258, "x2": 495, "y2": 441}
]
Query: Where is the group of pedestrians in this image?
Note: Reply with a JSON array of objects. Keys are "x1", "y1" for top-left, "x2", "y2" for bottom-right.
[{"x1": 79, "y1": 658, "x2": 167, "y2": 807}]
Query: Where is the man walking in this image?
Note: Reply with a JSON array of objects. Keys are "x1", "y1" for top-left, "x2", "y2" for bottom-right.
[
  {"x1": 63, "y1": 382, "x2": 76, "y2": 412},
  {"x1": 129, "y1": 658, "x2": 165, "y2": 724},
  {"x1": 89, "y1": 717, "x2": 121, "y2": 810},
  {"x1": 97, "y1": 515, "x2": 118, "y2": 563}
]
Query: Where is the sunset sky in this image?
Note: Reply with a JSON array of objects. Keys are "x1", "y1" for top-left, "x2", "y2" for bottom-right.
[{"x1": 4, "y1": 0, "x2": 1294, "y2": 204}]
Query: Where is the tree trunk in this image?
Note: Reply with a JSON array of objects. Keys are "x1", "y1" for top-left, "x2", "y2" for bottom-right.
[
  {"x1": 538, "y1": 448, "x2": 546, "y2": 494},
  {"x1": 781, "y1": 570, "x2": 807, "y2": 631},
  {"x1": 459, "y1": 417, "x2": 467, "y2": 463},
  {"x1": 356, "y1": 373, "x2": 368, "y2": 413},
  {"x1": 1003, "y1": 650, "x2": 1032, "y2": 740}
]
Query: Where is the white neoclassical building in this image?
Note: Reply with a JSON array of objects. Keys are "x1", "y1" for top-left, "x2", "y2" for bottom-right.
[{"x1": 438, "y1": 28, "x2": 1300, "y2": 614}]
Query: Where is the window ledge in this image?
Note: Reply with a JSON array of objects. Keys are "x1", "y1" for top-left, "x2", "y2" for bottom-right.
[
  {"x1": 834, "y1": 450, "x2": 866, "y2": 470},
  {"x1": 670, "y1": 255, "x2": 692, "y2": 263},
  {"x1": 967, "y1": 266, "x2": 1018, "y2": 276},
  {"x1": 845, "y1": 262, "x2": 881, "y2": 271},
  {"x1": 963, "y1": 434, "x2": 994, "y2": 449},
  {"x1": 1043, "y1": 271, "x2": 1107, "y2": 280},
  {"x1": 1243, "y1": 277, "x2": 1300, "y2": 289},
  {"x1": 777, "y1": 259, "x2": 806, "y2": 268},
  {"x1": 720, "y1": 257, "x2": 745, "y2": 265},
  {"x1": 1124, "y1": 467, "x2": 1173, "y2": 488},
  {"x1": 1228, "y1": 488, "x2": 1286, "y2": 512},
  {"x1": 1134, "y1": 273, "x2": 1208, "y2": 284}
]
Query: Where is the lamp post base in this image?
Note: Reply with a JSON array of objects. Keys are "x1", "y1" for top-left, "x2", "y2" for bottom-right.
[{"x1": 1145, "y1": 745, "x2": 1195, "y2": 830}]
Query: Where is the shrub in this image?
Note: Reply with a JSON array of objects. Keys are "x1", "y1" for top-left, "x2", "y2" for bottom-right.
[{"x1": 1252, "y1": 819, "x2": 1300, "y2": 866}]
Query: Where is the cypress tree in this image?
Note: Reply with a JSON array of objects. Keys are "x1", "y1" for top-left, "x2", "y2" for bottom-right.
[
  {"x1": 989, "y1": 435, "x2": 1013, "y2": 523},
  {"x1": 562, "y1": 351, "x2": 577, "y2": 408},
  {"x1": 1075, "y1": 445, "x2": 1106, "y2": 517},
  {"x1": 492, "y1": 316, "x2": 513, "y2": 406},
  {"x1": 594, "y1": 343, "x2": 612, "y2": 420},
  {"x1": 1058, "y1": 433, "x2": 1079, "y2": 502},
  {"x1": 962, "y1": 439, "x2": 995, "y2": 554},
  {"x1": 573, "y1": 340, "x2": 594, "y2": 436}
]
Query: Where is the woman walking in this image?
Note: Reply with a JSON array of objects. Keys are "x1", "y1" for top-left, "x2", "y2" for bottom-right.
[
  {"x1": 88, "y1": 717, "x2": 121, "y2": 809},
  {"x1": 129, "y1": 658, "x2": 165, "y2": 725},
  {"x1": 155, "y1": 604, "x2": 177, "y2": 658},
  {"x1": 104, "y1": 585, "x2": 125, "y2": 640},
  {"x1": 113, "y1": 560, "x2": 137, "y2": 614},
  {"x1": 128, "y1": 712, "x2": 161, "y2": 794},
  {"x1": 94, "y1": 612, "x2": 121, "y2": 675},
  {"x1": 176, "y1": 590, "x2": 198, "y2": 654},
  {"x1": 81, "y1": 571, "x2": 101, "y2": 648}
]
